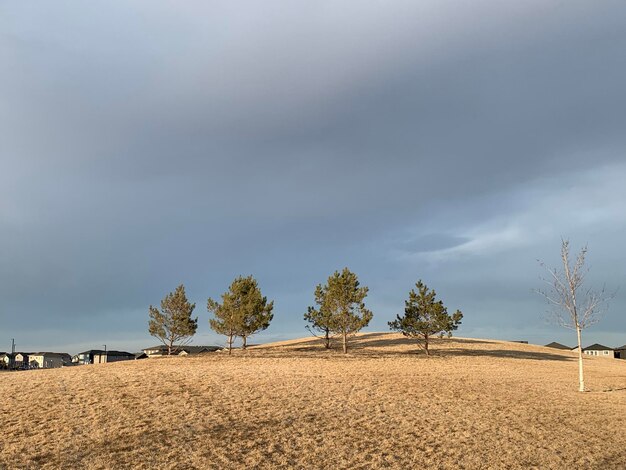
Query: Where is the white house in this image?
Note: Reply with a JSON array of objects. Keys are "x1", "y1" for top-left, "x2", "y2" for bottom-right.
[{"x1": 582, "y1": 344, "x2": 615, "y2": 358}]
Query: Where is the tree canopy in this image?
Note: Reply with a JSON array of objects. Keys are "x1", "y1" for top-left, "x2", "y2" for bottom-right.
[
  {"x1": 208, "y1": 275, "x2": 274, "y2": 351},
  {"x1": 388, "y1": 280, "x2": 462, "y2": 355},
  {"x1": 308, "y1": 268, "x2": 373, "y2": 353},
  {"x1": 148, "y1": 284, "x2": 198, "y2": 355},
  {"x1": 303, "y1": 283, "x2": 334, "y2": 349}
]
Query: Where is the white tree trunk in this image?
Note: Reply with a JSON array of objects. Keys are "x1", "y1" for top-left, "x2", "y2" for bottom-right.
[{"x1": 576, "y1": 325, "x2": 585, "y2": 392}]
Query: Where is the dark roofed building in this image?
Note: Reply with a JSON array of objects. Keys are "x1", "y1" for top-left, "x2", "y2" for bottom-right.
[
  {"x1": 1, "y1": 352, "x2": 33, "y2": 369},
  {"x1": 142, "y1": 345, "x2": 221, "y2": 357},
  {"x1": 613, "y1": 345, "x2": 626, "y2": 360},
  {"x1": 74, "y1": 350, "x2": 135, "y2": 365},
  {"x1": 0, "y1": 352, "x2": 12, "y2": 369},
  {"x1": 29, "y1": 352, "x2": 72, "y2": 369},
  {"x1": 582, "y1": 344, "x2": 615, "y2": 358},
  {"x1": 544, "y1": 342, "x2": 571, "y2": 350}
]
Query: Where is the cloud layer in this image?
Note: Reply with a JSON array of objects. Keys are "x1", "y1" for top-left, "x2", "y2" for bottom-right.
[{"x1": 1, "y1": 1, "x2": 625, "y2": 353}]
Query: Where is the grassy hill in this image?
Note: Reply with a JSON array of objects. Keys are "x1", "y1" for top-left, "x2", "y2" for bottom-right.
[{"x1": 1, "y1": 333, "x2": 625, "y2": 469}]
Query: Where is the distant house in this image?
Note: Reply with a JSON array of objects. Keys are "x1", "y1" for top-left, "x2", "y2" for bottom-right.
[
  {"x1": 544, "y1": 342, "x2": 571, "y2": 350},
  {"x1": 73, "y1": 350, "x2": 135, "y2": 365},
  {"x1": 614, "y1": 345, "x2": 626, "y2": 360},
  {"x1": 0, "y1": 353, "x2": 30, "y2": 369},
  {"x1": 14, "y1": 353, "x2": 30, "y2": 368},
  {"x1": 582, "y1": 344, "x2": 615, "y2": 358},
  {"x1": 0, "y1": 353, "x2": 12, "y2": 369},
  {"x1": 134, "y1": 352, "x2": 148, "y2": 360},
  {"x1": 142, "y1": 345, "x2": 221, "y2": 357},
  {"x1": 29, "y1": 353, "x2": 72, "y2": 369}
]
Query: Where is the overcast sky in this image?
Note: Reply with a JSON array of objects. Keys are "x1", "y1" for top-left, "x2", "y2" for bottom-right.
[{"x1": 1, "y1": 1, "x2": 625, "y2": 354}]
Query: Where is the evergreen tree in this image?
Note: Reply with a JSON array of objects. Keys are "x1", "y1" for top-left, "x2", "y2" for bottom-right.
[
  {"x1": 207, "y1": 295, "x2": 240, "y2": 355},
  {"x1": 148, "y1": 284, "x2": 198, "y2": 355},
  {"x1": 389, "y1": 280, "x2": 462, "y2": 355},
  {"x1": 303, "y1": 284, "x2": 333, "y2": 349},
  {"x1": 309, "y1": 268, "x2": 373, "y2": 353},
  {"x1": 208, "y1": 275, "x2": 274, "y2": 351}
]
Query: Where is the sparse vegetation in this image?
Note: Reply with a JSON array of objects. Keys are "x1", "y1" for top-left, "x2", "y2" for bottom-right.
[
  {"x1": 1, "y1": 334, "x2": 625, "y2": 469},
  {"x1": 148, "y1": 284, "x2": 198, "y2": 355},
  {"x1": 389, "y1": 280, "x2": 463, "y2": 355}
]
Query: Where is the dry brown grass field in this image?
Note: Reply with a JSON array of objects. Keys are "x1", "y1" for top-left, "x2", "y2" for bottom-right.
[{"x1": 1, "y1": 333, "x2": 625, "y2": 469}]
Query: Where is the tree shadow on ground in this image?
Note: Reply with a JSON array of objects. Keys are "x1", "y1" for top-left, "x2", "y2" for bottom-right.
[
  {"x1": 351, "y1": 336, "x2": 495, "y2": 350},
  {"x1": 440, "y1": 348, "x2": 574, "y2": 361},
  {"x1": 250, "y1": 333, "x2": 573, "y2": 362},
  {"x1": 261, "y1": 333, "x2": 495, "y2": 352}
]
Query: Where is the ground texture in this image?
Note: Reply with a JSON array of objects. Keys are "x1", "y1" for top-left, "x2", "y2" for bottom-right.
[{"x1": 1, "y1": 333, "x2": 625, "y2": 469}]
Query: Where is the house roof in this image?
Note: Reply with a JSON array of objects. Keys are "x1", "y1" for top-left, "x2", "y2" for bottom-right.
[
  {"x1": 613, "y1": 345, "x2": 626, "y2": 350},
  {"x1": 31, "y1": 352, "x2": 72, "y2": 358},
  {"x1": 78, "y1": 350, "x2": 134, "y2": 356},
  {"x1": 544, "y1": 342, "x2": 571, "y2": 350},
  {"x1": 582, "y1": 343, "x2": 613, "y2": 351}
]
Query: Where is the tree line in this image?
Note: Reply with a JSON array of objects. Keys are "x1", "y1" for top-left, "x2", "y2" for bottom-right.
[
  {"x1": 148, "y1": 268, "x2": 463, "y2": 355},
  {"x1": 149, "y1": 240, "x2": 612, "y2": 392}
]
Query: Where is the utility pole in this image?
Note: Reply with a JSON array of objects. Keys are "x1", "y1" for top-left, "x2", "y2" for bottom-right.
[
  {"x1": 103, "y1": 344, "x2": 107, "y2": 364},
  {"x1": 10, "y1": 339, "x2": 15, "y2": 369}
]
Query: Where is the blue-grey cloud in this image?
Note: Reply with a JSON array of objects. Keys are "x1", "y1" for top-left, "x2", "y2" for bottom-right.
[{"x1": 1, "y1": 1, "x2": 625, "y2": 353}]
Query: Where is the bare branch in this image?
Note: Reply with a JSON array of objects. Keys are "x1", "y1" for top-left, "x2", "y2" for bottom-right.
[{"x1": 536, "y1": 239, "x2": 612, "y2": 331}]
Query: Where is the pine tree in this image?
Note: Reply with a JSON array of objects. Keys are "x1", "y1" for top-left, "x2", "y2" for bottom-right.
[
  {"x1": 303, "y1": 284, "x2": 333, "y2": 349},
  {"x1": 388, "y1": 280, "x2": 462, "y2": 355},
  {"x1": 309, "y1": 268, "x2": 373, "y2": 353},
  {"x1": 207, "y1": 296, "x2": 240, "y2": 355},
  {"x1": 208, "y1": 275, "x2": 274, "y2": 352},
  {"x1": 148, "y1": 284, "x2": 198, "y2": 355}
]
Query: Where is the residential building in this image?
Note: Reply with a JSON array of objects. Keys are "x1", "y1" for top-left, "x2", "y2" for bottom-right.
[
  {"x1": 29, "y1": 352, "x2": 72, "y2": 369},
  {"x1": 0, "y1": 353, "x2": 11, "y2": 369},
  {"x1": 582, "y1": 344, "x2": 615, "y2": 358},
  {"x1": 14, "y1": 353, "x2": 30, "y2": 368},
  {"x1": 142, "y1": 345, "x2": 221, "y2": 357},
  {"x1": 73, "y1": 350, "x2": 135, "y2": 365},
  {"x1": 544, "y1": 342, "x2": 571, "y2": 350},
  {"x1": 0, "y1": 353, "x2": 30, "y2": 369},
  {"x1": 614, "y1": 345, "x2": 626, "y2": 360}
]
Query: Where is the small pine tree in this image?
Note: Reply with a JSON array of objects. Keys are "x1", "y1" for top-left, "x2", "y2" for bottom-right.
[
  {"x1": 389, "y1": 280, "x2": 462, "y2": 355},
  {"x1": 148, "y1": 284, "x2": 198, "y2": 355},
  {"x1": 207, "y1": 296, "x2": 240, "y2": 355},
  {"x1": 208, "y1": 276, "x2": 274, "y2": 351},
  {"x1": 310, "y1": 268, "x2": 373, "y2": 353},
  {"x1": 303, "y1": 284, "x2": 334, "y2": 349}
]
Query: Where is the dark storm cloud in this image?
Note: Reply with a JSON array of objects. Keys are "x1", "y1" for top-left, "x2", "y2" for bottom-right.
[{"x1": 1, "y1": 1, "x2": 625, "y2": 352}]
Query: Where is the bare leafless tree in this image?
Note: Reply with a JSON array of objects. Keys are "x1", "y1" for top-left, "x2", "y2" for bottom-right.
[{"x1": 536, "y1": 239, "x2": 613, "y2": 392}]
